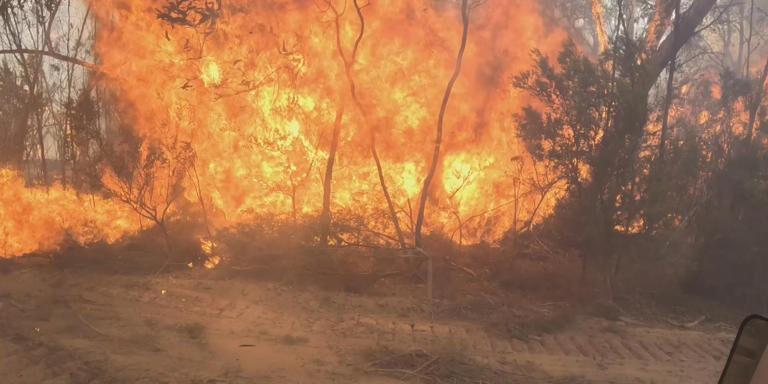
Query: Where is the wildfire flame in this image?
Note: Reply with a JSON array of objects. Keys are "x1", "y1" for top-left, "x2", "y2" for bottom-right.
[
  {"x1": 0, "y1": 170, "x2": 139, "y2": 257},
  {"x1": 1, "y1": 0, "x2": 567, "y2": 258},
  {"x1": 199, "y1": 237, "x2": 221, "y2": 269}
]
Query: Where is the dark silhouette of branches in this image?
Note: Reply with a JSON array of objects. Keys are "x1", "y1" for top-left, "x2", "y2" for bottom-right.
[{"x1": 156, "y1": 0, "x2": 222, "y2": 31}]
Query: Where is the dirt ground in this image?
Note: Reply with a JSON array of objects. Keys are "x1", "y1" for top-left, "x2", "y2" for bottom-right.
[{"x1": 0, "y1": 255, "x2": 738, "y2": 384}]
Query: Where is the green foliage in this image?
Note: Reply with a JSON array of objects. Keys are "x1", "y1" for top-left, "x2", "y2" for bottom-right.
[{"x1": 513, "y1": 41, "x2": 614, "y2": 192}]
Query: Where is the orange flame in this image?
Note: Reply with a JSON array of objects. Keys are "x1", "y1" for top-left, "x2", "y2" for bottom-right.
[
  {"x1": 0, "y1": 170, "x2": 139, "y2": 257},
  {"x1": 1, "y1": 0, "x2": 567, "y2": 257}
]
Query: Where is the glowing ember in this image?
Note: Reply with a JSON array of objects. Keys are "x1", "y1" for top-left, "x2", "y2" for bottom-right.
[
  {"x1": 199, "y1": 238, "x2": 221, "y2": 269},
  {"x1": 204, "y1": 255, "x2": 222, "y2": 270}
]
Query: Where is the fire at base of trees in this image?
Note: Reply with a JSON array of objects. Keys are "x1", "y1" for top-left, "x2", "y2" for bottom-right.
[{"x1": 0, "y1": 0, "x2": 767, "y2": 311}]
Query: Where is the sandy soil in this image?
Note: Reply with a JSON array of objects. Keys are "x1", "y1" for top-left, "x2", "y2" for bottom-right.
[{"x1": 0, "y1": 261, "x2": 736, "y2": 384}]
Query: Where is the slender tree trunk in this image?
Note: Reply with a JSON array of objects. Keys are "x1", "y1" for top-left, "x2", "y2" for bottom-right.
[
  {"x1": 736, "y1": 3, "x2": 744, "y2": 74},
  {"x1": 36, "y1": 102, "x2": 48, "y2": 186},
  {"x1": 647, "y1": 0, "x2": 681, "y2": 227},
  {"x1": 626, "y1": 0, "x2": 636, "y2": 40},
  {"x1": 320, "y1": 106, "x2": 344, "y2": 245},
  {"x1": 591, "y1": 0, "x2": 608, "y2": 54},
  {"x1": 746, "y1": 0, "x2": 754, "y2": 76},
  {"x1": 746, "y1": 57, "x2": 768, "y2": 147},
  {"x1": 414, "y1": 0, "x2": 470, "y2": 248},
  {"x1": 658, "y1": 0, "x2": 680, "y2": 164},
  {"x1": 334, "y1": 0, "x2": 407, "y2": 247},
  {"x1": 370, "y1": 136, "x2": 406, "y2": 247}
]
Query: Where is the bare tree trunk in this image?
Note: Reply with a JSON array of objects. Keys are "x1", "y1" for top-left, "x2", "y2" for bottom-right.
[
  {"x1": 414, "y1": 0, "x2": 470, "y2": 248},
  {"x1": 36, "y1": 108, "x2": 48, "y2": 186},
  {"x1": 658, "y1": 0, "x2": 681, "y2": 164},
  {"x1": 736, "y1": 3, "x2": 744, "y2": 74},
  {"x1": 332, "y1": 0, "x2": 406, "y2": 247},
  {"x1": 320, "y1": 106, "x2": 344, "y2": 245},
  {"x1": 591, "y1": 0, "x2": 608, "y2": 53},
  {"x1": 645, "y1": 0, "x2": 675, "y2": 50},
  {"x1": 746, "y1": 57, "x2": 768, "y2": 147},
  {"x1": 370, "y1": 136, "x2": 406, "y2": 247},
  {"x1": 745, "y1": 0, "x2": 754, "y2": 76},
  {"x1": 644, "y1": 0, "x2": 716, "y2": 83},
  {"x1": 626, "y1": 0, "x2": 636, "y2": 40}
]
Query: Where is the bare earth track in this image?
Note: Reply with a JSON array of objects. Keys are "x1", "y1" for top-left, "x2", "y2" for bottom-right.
[{"x1": 0, "y1": 264, "x2": 734, "y2": 383}]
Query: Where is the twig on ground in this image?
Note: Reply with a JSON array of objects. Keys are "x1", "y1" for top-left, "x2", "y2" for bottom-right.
[
  {"x1": 448, "y1": 260, "x2": 478, "y2": 279},
  {"x1": 618, "y1": 316, "x2": 645, "y2": 326},
  {"x1": 667, "y1": 315, "x2": 707, "y2": 329},
  {"x1": 413, "y1": 355, "x2": 439, "y2": 374},
  {"x1": 365, "y1": 367, "x2": 433, "y2": 381},
  {"x1": 67, "y1": 301, "x2": 110, "y2": 338}
]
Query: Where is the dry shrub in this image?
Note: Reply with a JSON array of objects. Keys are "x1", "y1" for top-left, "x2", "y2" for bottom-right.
[{"x1": 214, "y1": 222, "x2": 409, "y2": 294}]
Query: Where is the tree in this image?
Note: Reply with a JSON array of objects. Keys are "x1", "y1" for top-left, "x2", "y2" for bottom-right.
[
  {"x1": 515, "y1": 0, "x2": 717, "y2": 296},
  {"x1": 0, "y1": 0, "x2": 99, "y2": 187},
  {"x1": 104, "y1": 138, "x2": 195, "y2": 254},
  {"x1": 319, "y1": 105, "x2": 344, "y2": 245},
  {"x1": 514, "y1": 42, "x2": 616, "y2": 277},
  {"x1": 0, "y1": 62, "x2": 28, "y2": 168},
  {"x1": 515, "y1": 43, "x2": 613, "y2": 195},
  {"x1": 414, "y1": 0, "x2": 471, "y2": 249},
  {"x1": 63, "y1": 89, "x2": 102, "y2": 190}
]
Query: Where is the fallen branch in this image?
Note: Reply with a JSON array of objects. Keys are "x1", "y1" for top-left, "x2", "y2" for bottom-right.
[
  {"x1": 365, "y1": 367, "x2": 433, "y2": 381},
  {"x1": 448, "y1": 260, "x2": 478, "y2": 279},
  {"x1": 365, "y1": 349, "x2": 438, "y2": 382},
  {"x1": 667, "y1": 315, "x2": 706, "y2": 329},
  {"x1": 66, "y1": 300, "x2": 111, "y2": 338},
  {"x1": 412, "y1": 355, "x2": 439, "y2": 374},
  {"x1": 618, "y1": 316, "x2": 645, "y2": 326}
]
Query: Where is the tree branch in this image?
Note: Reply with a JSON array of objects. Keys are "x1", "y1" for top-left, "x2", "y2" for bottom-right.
[
  {"x1": 644, "y1": 0, "x2": 716, "y2": 89},
  {"x1": 0, "y1": 48, "x2": 99, "y2": 72}
]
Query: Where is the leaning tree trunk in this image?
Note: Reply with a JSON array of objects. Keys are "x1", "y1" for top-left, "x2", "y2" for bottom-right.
[
  {"x1": 414, "y1": 0, "x2": 470, "y2": 248},
  {"x1": 657, "y1": 0, "x2": 681, "y2": 164},
  {"x1": 339, "y1": 0, "x2": 407, "y2": 248},
  {"x1": 319, "y1": 106, "x2": 344, "y2": 245},
  {"x1": 585, "y1": 0, "x2": 715, "y2": 298},
  {"x1": 746, "y1": 56, "x2": 768, "y2": 147},
  {"x1": 647, "y1": 0, "x2": 681, "y2": 230}
]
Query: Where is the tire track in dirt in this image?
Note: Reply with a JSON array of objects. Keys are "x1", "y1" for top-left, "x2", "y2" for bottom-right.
[
  {"x1": 319, "y1": 311, "x2": 731, "y2": 383},
  {"x1": 8, "y1": 274, "x2": 731, "y2": 384},
  {"x1": 327, "y1": 313, "x2": 730, "y2": 365}
]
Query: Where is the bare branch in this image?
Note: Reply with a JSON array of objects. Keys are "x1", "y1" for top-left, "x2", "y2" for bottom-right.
[{"x1": 0, "y1": 48, "x2": 99, "y2": 71}]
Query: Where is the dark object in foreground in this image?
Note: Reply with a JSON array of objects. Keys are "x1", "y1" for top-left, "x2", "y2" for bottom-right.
[{"x1": 720, "y1": 315, "x2": 768, "y2": 384}]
